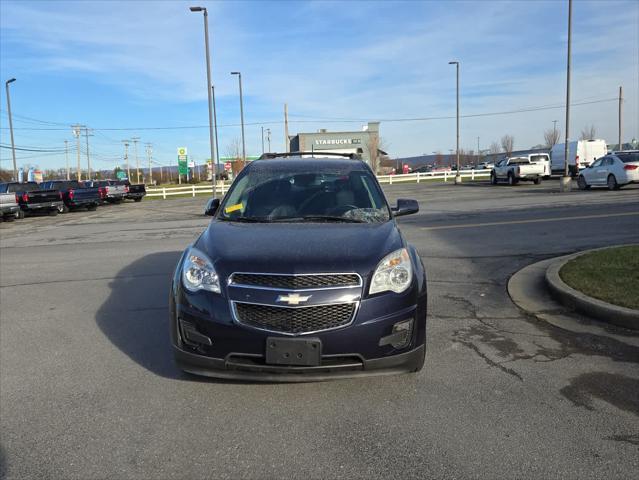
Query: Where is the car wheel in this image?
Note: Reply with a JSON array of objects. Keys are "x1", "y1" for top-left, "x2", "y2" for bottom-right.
[
  {"x1": 134, "y1": 198, "x2": 142, "y2": 202},
  {"x1": 577, "y1": 176, "x2": 590, "y2": 190},
  {"x1": 607, "y1": 174, "x2": 619, "y2": 191},
  {"x1": 87, "y1": 203, "x2": 98, "y2": 211},
  {"x1": 16, "y1": 210, "x2": 25, "y2": 219},
  {"x1": 507, "y1": 173, "x2": 515, "y2": 186},
  {"x1": 533, "y1": 177, "x2": 541, "y2": 185},
  {"x1": 58, "y1": 204, "x2": 69, "y2": 214},
  {"x1": 48, "y1": 208, "x2": 59, "y2": 216},
  {"x1": 490, "y1": 173, "x2": 497, "y2": 185}
]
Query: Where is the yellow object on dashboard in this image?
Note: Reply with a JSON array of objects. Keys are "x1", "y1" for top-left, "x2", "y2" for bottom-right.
[{"x1": 224, "y1": 203, "x2": 243, "y2": 214}]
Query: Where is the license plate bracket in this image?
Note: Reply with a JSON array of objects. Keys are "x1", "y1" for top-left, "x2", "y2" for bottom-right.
[{"x1": 265, "y1": 337, "x2": 322, "y2": 366}]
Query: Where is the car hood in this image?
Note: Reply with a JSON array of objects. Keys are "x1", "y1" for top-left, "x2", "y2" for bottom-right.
[{"x1": 195, "y1": 220, "x2": 404, "y2": 277}]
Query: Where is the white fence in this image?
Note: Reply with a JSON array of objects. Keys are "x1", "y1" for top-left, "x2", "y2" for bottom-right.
[
  {"x1": 377, "y1": 169, "x2": 491, "y2": 184},
  {"x1": 146, "y1": 183, "x2": 230, "y2": 199},
  {"x1": 145, "y1": 170, "x2": 491, "y2": 199}
]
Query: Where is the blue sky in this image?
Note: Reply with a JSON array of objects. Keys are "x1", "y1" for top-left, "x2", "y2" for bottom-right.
[{"x1": 0, "y1": 0, "x2": 637, "y2": 172}]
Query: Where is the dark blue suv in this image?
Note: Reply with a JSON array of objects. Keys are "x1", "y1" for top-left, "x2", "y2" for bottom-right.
[{"x1": 170, "y1": 155, "x2": 427, "y2": 381}]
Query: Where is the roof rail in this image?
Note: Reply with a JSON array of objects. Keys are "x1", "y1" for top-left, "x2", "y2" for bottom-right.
[{"x1": 258, "y1": 151, "x2": 362, "y2": 160}]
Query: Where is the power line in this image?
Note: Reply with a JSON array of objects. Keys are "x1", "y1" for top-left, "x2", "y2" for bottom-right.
[{"x1": 0, "y1": 98, "x2": 618, "y2": 131}]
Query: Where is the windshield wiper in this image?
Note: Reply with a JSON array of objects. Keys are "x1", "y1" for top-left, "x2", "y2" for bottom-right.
[
  {"x1": 221, "y1": 216, "x2": 271, "y2": 223},
  {"x1": 272, "y1": 215, "x2": 365, "y2": 223}
]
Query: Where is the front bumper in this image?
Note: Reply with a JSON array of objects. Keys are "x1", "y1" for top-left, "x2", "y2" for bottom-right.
[{"x1": 173, "y1": 343, "x2": 425, "y2": 381}]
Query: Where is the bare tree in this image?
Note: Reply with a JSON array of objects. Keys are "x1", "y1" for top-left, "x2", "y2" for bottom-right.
[
  {"x1": 225, "y1": 138, "x2": 243, "y2": 161},
  {"x1": 543, "y1": 127, "x2": 561, "y2": 148},
  {"x1": 366, "y1": 135, "x2": 381, "y2": 174},
  {"x1": 580, "y1": 124, "x2": 597, "y2": 140},
  {"x1": 489, "y1": 141, "x2": 501, "y2": 154},
  {"x1": 500, "y1": 135, "x2": 514, "y2": 156}
]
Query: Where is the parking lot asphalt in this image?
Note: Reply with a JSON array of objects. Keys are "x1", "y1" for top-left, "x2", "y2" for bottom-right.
[{"x1": 1, "y1": 180, "x2": 638, "y2": 479}]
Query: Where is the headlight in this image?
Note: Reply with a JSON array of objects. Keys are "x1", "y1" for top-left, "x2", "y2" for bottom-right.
[
  {"x1": 181, "y1": 247, "x2": 221, "y2": 293},
  {"x1": 369, "y1": 248, "x2": 412, "y2": 295}
]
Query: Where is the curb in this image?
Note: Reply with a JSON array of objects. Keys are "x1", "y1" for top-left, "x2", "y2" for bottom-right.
[{"x1": 545, "y1": 247, "x2": 639, "y2": 331}]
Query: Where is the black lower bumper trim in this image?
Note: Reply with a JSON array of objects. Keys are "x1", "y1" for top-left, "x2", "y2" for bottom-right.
[{"x1": 173, "y1": 344, "x2": 425, "y2": 382}]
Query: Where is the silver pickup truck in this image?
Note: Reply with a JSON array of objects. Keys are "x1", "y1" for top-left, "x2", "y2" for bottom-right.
[
  {"x1": 491, "y1": 157, "x2": 545, "y2": 185},
  {"x1": 0, "y1": 192, "x2": 20, "y2": 221}
]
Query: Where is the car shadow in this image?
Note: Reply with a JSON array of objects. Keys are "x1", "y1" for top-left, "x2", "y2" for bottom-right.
[
  {"x1": 94, "y1": 251, "x2": 185, "y2": 379},
  {"x1": 94, "y1": 251, "x2": 262, "y2": 384}
]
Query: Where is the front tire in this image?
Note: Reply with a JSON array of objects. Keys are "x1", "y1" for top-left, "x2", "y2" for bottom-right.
[
  {"x1": 507, "y1": 173, "x2": 516, "y2": 186},
  {"x1": 577, "y1": 176, "x2": 590, "y2": 190},
  {"x1": 533, "y1": 177, "x2": 541, "y2": 185},
  {"x1": 87, "y1": 203, "x2": 98, "y2": 211},
  {"x1": 607, "y1": 174, "x2": 619, "y2": 191},
  {"x1": 491, "y1": 173, "x2": 497, "y2": 185},
  {"x1": 48, "y1": 208, "x2": 59, "y2": 216},
  {"x1": 134, "y1": 197, "x2": 142, "y2": 202}
]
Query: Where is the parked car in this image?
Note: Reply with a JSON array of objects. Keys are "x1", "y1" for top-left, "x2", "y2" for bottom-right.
[
  {"x1": 577, "y1": 151, "x2": 639, "y2": 190},
  {"x1": 491, "y1": 157, "x2": 545, "y2": 185},
  {"x1": 40, "y1": 180, "x2": 100, "y2": 213},
  {"x1": 84, "y1": 180, "x2": 127, "y2": 203},
  {"x1": 172, "y1": 154, "x2": 427, "y2": 381},
  {"x1": 116, "y1": 180, "x2": 146, "y2": 202},
  {"x1": 0, "y1": 182, "x2": 63, "y2": 217},
  {"x1": 478, "y1": 162, "x2": 494, "y2": 170},
  {"x1": 0, "y1": 191, "x2": 20, "y2": 221},
  {"x1": 550, "y1": 139, "x2": 607, "y2": 175}
]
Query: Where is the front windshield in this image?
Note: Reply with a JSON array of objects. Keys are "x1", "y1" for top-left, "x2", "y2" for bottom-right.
[{"x1": 218, "y1": 164, "x2": 391, "y2": 223}]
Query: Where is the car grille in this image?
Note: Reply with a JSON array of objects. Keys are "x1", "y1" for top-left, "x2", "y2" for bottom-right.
[
  {"x1": 234, "y1": 302, "x2": 356, "y2": 334},
  {"x1": 230, "y1": 273, "x2": 360, "y2": 290}
]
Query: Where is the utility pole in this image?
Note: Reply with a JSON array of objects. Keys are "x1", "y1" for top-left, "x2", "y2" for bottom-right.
[
  {"x1": 131, "y1": 137, "x2": 140, "y2": 183},
  {"x1": 72, "y1": 125, "x2": 83, "y2": 181},
  {"x1": 477, "y1": 136, "x2": 480, "y2": 165},
  {"x1": 618, "y1": 86, "x2": 623, "y2": 151},
  {"x1": 5, "y1": 78, "x2": 17, "y2": 180},
  {"x1": 448, "y1": 61, "x2": 461, "y2": 184},
  {"x1": 122, "y1": 140, "x2": 130, "y2": 180},
  {"x1": 266, "y1": 128, "x2": 271, "y2": 152},
  {"x1": 284, "y1": 103, "x2": 290, "y2": 152},
  {"x1": 212, "y1": 85, "x2": 220, "y2": 177},
  {"x1": 231, "y1": 71, "x2": 246, "y2": 161},
  {"x1": 261, "y1": 126, "x2": 265, "y2": 154},
  {"x1": 561, "y1": 0, "x2": 573, "y2": 191},
  {"x1": 64, "y1": 140, "x2": 70, "y2": 180},
  {"x1": 84, "y1": 127, "x2": 93, "y2": 180},
  {"x1": 145, "y1": 143, "x2": 153, "y2": 184}
]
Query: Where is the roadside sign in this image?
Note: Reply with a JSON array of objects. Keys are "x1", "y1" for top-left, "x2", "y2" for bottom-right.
[
  {"x1": 177, "y1": 147, "x2": 189, "y2": 175},
  {"x1": 116, "y1": 170, "x2": 127, "y2": 180},
  {"x1": 224, "y1": 162, "x2": 232, "y2": 172},
  {"x1": 188, "y1": 161, "x2": 195, "y2": 168}
]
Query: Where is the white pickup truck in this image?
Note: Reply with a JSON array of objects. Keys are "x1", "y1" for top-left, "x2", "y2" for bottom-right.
[
  {"x1": 0, "y1": 192, "x2": 21, "y2": 221},
  {"x1": 491, "y1": 156, "x2": 545, "y2": 185}
]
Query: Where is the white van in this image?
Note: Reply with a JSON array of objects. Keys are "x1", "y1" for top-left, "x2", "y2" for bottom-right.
[{"x1": 550, "y1": 139, "x2": 607, "y2": 175}]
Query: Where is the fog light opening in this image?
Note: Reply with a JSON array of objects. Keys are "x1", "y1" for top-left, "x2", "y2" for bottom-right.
[
  {"x1": 178, "y1": 318, "x2": 213, "y2": 348},
  {"x1": 378, "y1": 318, "x2": 414, "y2": 349}
]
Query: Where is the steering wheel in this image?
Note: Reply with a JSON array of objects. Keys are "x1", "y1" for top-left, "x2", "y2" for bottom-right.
[{"x1": 329, "y1": 204, "x2": 359, "y2": 216}]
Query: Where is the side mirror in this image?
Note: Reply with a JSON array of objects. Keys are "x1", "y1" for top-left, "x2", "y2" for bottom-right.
[
  {"x1": 392, "y1": 198, "x2": 419, "y2": 217},
  {"x1": 204, "y1": 198, "x2": 220, "y2": 216}
]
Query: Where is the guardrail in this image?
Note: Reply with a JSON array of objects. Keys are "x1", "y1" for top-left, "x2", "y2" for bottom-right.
[
  {"x1": 145, "y1": 169, "x2": 492, "y2": 199},
  {"x1": 377, "y1": 169, "x2": 491, "y2": 184},
  {"x1": 146, "y1": 183, "x2": 230, "y2": 199}
]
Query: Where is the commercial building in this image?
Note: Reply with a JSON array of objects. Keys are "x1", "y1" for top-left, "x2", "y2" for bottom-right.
[{"x1": 288, "y1": 122, "x2": 383, "y2": 166}]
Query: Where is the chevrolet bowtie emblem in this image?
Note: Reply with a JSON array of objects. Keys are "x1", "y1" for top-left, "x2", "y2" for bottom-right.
[{"x1": 276, "y1": 293, "x2": 312, "y2": 305}]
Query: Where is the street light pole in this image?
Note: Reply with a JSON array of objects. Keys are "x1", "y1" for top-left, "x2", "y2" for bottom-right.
[
  {"x1": 266, "y1": 128, "x2": 271, "y2": 152},
  {"x1": 190, "y1": 6, "x2": 216, "y2": 190},
  {"x1": 72, "y1": 125, "x2": 83, "y2": 181},
  {"x1": 231, "y1": 71, "x2": 246, "y2": 162},
  {"x1": 5, "y1": 78, "x2": 17, "y2": 180},
  {"x1": 212, "y1": 85, "x2": 220, "y2": 175},
  {"x1": 561, "y1": 0, "x2": 573, "y2": 192},
  {"x1": 261, "y1": 126, "x2": 265, "y2": 154},
  {"x1": 132, "y1": 136, "x2": 140, "y2": 183},
  {"x1": 448, "y1": 61, "x2": 461, "y2": 184}
]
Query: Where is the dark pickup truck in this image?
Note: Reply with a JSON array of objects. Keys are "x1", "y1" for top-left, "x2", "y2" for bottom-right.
[
  {"x1": 40, "y1": 180, "x2": 101, "y2": 213},
  {"x1": 0, "y1": 182, "x2": 63, "y2": 217},
  {"x1": 116, "y1": 180, "x2": 146, "y2": 202}
]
